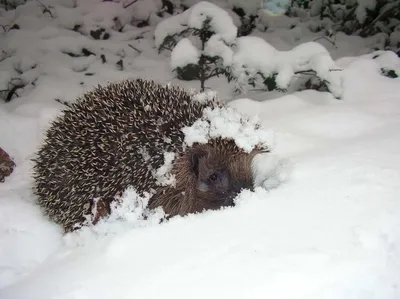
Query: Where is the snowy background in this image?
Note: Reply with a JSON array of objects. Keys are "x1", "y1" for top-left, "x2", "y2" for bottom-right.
[{"x1": 0, "y1": 0, "x2": 400, "y2": 298}]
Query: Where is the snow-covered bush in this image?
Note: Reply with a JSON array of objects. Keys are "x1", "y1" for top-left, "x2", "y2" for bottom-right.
[
  {"x1": 155, "y1": 1, "x2": 345, "y2": 96},
  {"x1": 0, "y1": 0, "x2": 151, "y2": 103},
  {"x1": 0, "y1": 0, "x2": 26, "y2": 11},
  {"x1": 290, "y1": 0, "x2": 400, "y2": 54},
  {"x1": 155, "y1": 1, "x2": 237, "y2": 90},
  {"x1": 227, "y1": 0, "x2": 259, "y2": 37},
  {"x1": 368, "y1": 50, "x2": 400, "y2": 79},
  {"x1": 226, "y1": 37, "x2": 343, "y2": 97}
]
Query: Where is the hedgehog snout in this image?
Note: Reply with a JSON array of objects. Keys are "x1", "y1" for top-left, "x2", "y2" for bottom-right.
[
  {"x1": 222, "y1": 196, "x2": 235, "y2": 207},
  {"x1": 221, "y1": 180, "x2": 252, "y2": 206},
  {"x1": 233, "y1": 179, "x2": 253, "y2": 193}
]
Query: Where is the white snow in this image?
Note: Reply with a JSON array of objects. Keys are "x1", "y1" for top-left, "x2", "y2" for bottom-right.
[
  {"x1": 1, "y1": 1, "x2": 400, "y2": 299},
  {"x1": 154, "y1": 12, "x2": 190, "y2": 48},
  {"x1": 232, "y1": 35, "x2": 278, "y2": 69},
  {"x1": 154, "y1": 152, "x2": 177, "y2": 187},
  {"x1": 170, "y1": 38, "x2": 200, "y2": 68},
  {"x1": 191, "y1": 88, "x2": 218, "y2": 103},
  {"x1": 81, "y1": 1, "x2": 131, "y2": 30},
  {"x1": 123, "y1": 0, "x2": 163, "y2": 22},
  {"x1": 390, "y1": 30, "x2": 400, "y2": 47},
  {"x1": 204, "y1": 34, "x2": 234, "y2": 65},
  {"x1": 64, "y1": 187, "x2": 166, "y2": 247}
]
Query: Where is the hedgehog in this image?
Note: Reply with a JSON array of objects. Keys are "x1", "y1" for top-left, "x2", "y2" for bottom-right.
[
  {"x1": 0, "y1": 147, "x2": 16, "y2": 183},
  {"x1": 32, "y1": 79, "x2": 269, "y2": 233}
]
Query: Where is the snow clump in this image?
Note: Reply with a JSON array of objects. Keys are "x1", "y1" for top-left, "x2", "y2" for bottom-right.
[
  {"x1": 182, "y1": 105, "x2": 273, "y2": 153},
  {"x1": 66, "y1": 187, "x2": 166, "y2": 247},
  {"x1": 170, "y1": 38, "x2": 200, "y2": 69}
]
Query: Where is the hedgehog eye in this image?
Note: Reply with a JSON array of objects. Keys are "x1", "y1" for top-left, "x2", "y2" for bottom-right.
[{"x1": 208, "y1": 172, "x2": 218, "y2": 182}]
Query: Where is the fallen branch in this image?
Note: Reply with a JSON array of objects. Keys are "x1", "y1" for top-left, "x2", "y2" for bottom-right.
[{"x1": 295, "y1": 68, "x2": 343, "y2": 76}]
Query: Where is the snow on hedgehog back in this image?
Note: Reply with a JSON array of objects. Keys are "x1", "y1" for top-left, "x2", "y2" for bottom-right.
[{"x1": 32, "y1": 79, "x2": 271, "y2": 233}]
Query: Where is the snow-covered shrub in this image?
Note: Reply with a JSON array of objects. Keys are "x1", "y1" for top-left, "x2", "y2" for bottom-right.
[
  {"x1": 225, "y1": 37, "x2": 343, "y2": 97},
  {"x1": 155, "y1": 1, "x2": 397, "y2": 98},
  {"x1": 155, "y1": 1, "x2": 345, "y2": 96},
  {"x1": 291, "y1": 0, "x2": 400, "y2": 54},
  {"x1": 228, "y1": 0, "x2": 259, "y2": 37},
  {"x1": 155, "y1": 1, "x2": 237, "y2": 90},
  {"x1": 370, "y1": 50, "x2": 400, "y2": 79},
  {"x1": 0, "y1": 0, "x2": 148, "y2": 103}
]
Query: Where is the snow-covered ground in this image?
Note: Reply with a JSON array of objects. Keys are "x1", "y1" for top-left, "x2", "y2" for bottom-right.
[{"x1": 1, "y1": 0, "x2": 400, "y2": 298}]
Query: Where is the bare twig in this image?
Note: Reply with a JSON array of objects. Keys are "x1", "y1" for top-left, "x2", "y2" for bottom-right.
[
  {"x1": 36, "y1": 0, "x2": 54, "y2": 18},
  {"x1": 128, "y1": 44, "x2": 142, "y2": 54},
  {"x1": 6, "y1": 84, "x2": 24, "y2": 102},
  {"x1": 54, "y1": 98, "x2": 72, "y2": 108},
  {"x1": 122, "y1": 0, "x2": 139, "y2": 9},
  {"x1": 167, "y1": 76, "x2": 177, "y2": 81},
  {"x1": 294, "y1": 69, "x2": 342, "y2": 76},
  {"x1": 0, "y1": 51, "x2": 11, "y2": 63},
  {"x1": 0, "y1": 78, "x2": 26, "y2": 103},
  {"x1": 204, "y1": 69, "x2": 225, "y2": 80},
  {"x1": 0, "y1": 24, "x2": 10, "y2": 32},
  {"x1": 134, "y1": 30, "x2": 151, "y2": 40},
  {"x1": 247, "y1": 88, "x2": 269, "y2": 92},
  {"x1": 313, "y1": 36, "x2": 337, "y2": 48},
  {"x1": 1, "y1": 82, "x2": 25, "y2": 103}
]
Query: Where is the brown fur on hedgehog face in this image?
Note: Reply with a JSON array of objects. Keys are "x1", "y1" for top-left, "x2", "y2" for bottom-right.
[{"x1": 148, "y1": 138, "x2": 263, "y2": 217}]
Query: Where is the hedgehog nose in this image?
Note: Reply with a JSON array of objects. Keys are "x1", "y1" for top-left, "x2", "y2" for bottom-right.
[
  {"x1": 223, "y1": 197, "x2": 235, "y2": 207},
  {"x1": 234, "y1": 180, "x2": 252, "y2": 193}
]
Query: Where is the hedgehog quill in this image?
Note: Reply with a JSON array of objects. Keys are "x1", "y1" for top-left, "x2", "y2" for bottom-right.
[{"x1": 32, "y1": 79, "x2": 270, "y2": 233}]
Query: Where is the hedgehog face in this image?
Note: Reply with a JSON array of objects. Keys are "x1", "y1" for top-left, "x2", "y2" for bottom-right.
[
  {"x1": 189, "y1": 147, "x2": 254, "y2": 209},
  {"x1": 147, "y1": 141, "x2": 263, "y2": 218}
]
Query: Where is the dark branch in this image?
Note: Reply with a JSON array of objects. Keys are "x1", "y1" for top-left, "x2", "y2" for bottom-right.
[
  {"x1": 313, "y1": 36, "x2": 337, "y2": 48},
  {"x1": 54, "y1": 98, "x2": 72, "y2": 108},
  {"x1": 3, "y1": 83, "x2": 25, "y2": 103},
  {"x1": 122, "y1": 0, "x2": 139, "y2": 9},
  {"x1": 128, "y1": 44, "x2": 142, "y2": 54},
  {"x1": 36, "y1": 0, "x2": 54, "y2": 18},
  {"x1": 0, "y1": 24, "x2": 10, "y2": 32}
]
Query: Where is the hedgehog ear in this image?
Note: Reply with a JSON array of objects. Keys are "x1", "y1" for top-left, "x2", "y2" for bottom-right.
[{"x1": 189, "y1": 148, "x2": 206, "y2": 177}]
